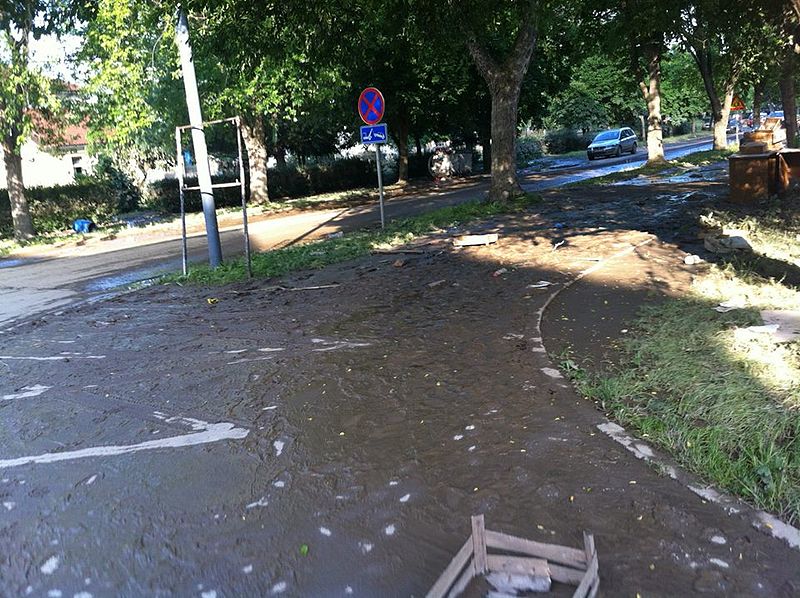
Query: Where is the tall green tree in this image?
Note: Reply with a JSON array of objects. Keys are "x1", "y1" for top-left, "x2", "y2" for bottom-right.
[
  {"x1": 453, "y1": 0, "x2": 542, "y2": 201},
  {"x1": 0, "y1": 0, "x2": 64, "y2": 239},
  {"x1": 587, "y1": 0, "x2": 682, "y2": 164}
]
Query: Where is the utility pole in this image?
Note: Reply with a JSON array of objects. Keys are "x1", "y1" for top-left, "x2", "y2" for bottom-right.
[{"x1": 175, "y1": 7, "x2": 222, "y2": 268}]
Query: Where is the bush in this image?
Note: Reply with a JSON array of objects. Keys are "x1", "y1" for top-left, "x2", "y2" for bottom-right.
[
  {"x1": 541, "y1": 129, "x2": 595, "y2": 154},
  {"x1": 144, "y1": 157, "x2": 378, "y2": 213},
  {"x1": 517, "y1": 137, "x2": 544, "y2": 164},
  {"x1": 0, "y1": 179, "x2": 120, "y2": 236}
]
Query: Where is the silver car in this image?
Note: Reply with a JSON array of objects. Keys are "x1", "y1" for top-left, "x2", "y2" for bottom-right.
[{"x1": 587, "y1": 128, "x2": 638, "y2": 160}]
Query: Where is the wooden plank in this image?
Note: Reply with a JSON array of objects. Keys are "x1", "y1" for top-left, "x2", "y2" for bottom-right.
[
  {"x1": 549, "y1": 563, "x2": 585, "y2": 585},
  {"x1": 486, "y1": 555, "x2": 550, "y2": 576},
  {"x1": 484, "y1": 529, "x2": 587, "y2": 568},
  {"x1": 453, "y1": 233, "x2": 498, "y2": 247},
  {"x1": 572, "y1": 553, "x2": 599, "y2": 598},
  {"x1": 471, "y1": 515, "x2": 488, "y2": 575},
  {"x1": 426, "y1": 536, "x2": 474, "y2": 598},
  {"x1": 582, "y1": 532, "x2": 599, "y2": 598},
  {"x1": 446, "y1": 557, "x2": 475, "y2": 598}
]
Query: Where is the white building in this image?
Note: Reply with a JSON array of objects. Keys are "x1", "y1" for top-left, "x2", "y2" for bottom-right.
[{"x1": 0, "y1": 119, "x2": 95, "y2": 189}]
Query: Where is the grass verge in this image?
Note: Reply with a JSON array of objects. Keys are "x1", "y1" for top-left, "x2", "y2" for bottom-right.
[
  {"x1": 163, "y1": 194, "x2": 541, "y2": 286},
  {"x1": 573, "y1": 203, "x2": 800, "y2": 524}
]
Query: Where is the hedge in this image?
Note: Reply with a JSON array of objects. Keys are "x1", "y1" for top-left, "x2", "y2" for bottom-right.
[{"x1": 0, "y1": 179, "x2": 121, "y2": 236}]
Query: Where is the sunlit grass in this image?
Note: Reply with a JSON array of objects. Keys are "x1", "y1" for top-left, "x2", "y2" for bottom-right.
[
  {"x1": 575, "y1": 208, "x2": 800, "y2": 522},
  {"x1": 163, "y1": 194, "x2": 541, "y2": 286}
]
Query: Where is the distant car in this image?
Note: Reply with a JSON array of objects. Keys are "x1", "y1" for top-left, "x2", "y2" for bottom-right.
[
  {"x1": 586, "y1": 128, "x2": 637, "y2": 160},
  {"x1": 702, "y1": 117, "x2": 712, "y2": 130}
]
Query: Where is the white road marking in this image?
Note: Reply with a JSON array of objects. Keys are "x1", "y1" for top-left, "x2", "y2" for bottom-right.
[
  {"x1": 0, "y1": 355, "x2": 105, "y2": 361},
  {"x1": 246, "y1": 497, "x2": 269, "y2": 509},
  {"x1": 1, "y1": 384, "x2": 51, "y2": 401},
  {"x1": 0, "y1": 420, "x2": 248, "y2": 469},
  {"x1": 40, "y1": 555, "x2": 59, "y2": 574}
]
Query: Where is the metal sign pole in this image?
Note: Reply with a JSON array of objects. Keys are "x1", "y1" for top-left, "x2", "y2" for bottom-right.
[
  {"x1": 235, "y1": 116, "x2": 252, "y2": 278},
  {"x1": 175, "y1": 8, "x2": 223, "y2": 268},
  {"x1": 375, "y1": 144, "x2": 385, "y2": 229},
  {"x1": 175, "y1": 127, "x2": 188, "y2": 276}
]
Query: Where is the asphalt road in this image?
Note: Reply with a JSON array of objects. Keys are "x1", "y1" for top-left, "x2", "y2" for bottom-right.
[{"x1": 0, "y1": 135, "x2": 719, "y2": 328}]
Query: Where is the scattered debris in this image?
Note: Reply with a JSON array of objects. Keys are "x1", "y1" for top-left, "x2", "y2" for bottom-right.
[
  {"x1": 392, "y1": 259, "x2": 405, "y2": 268},
  {"x1": 527, "y1": 281, "x2": 553, "y2": 289},
  {"x1": 552, "y1": 240, "x2": 566, "y2": 252},
  {"x1": 453, "y1": 233, "x2": 499, "y2": 247},
  {"x1": 553, "y1": 222, "x2": 567, "y2": 230},
  {"x1": 735, "y1": 311, "x2": 800, "y2": 343},
  {"x1": 492, "y1": 268, "x2": 508, "y2": 277},
  {"x1": 206, "y1": 297, "x2": 219, "y2": 305},
  {"x1": 704, "y1": 233, "x2": 752, "y2": 254},
  {"x1": 428, "y1": 279, "x2": 447, "y2": 288},
  {"x1": 327, "y1": 231, "x2": 344, "y2": 239},
  {"x1": 714, "y1": 299, "x2": 746, "y2": 313},
  {"x1": 684, "y1": 255, "x2": 703, "y2": 265},
  {"x1": 426, "y1": 515, "x2": 598, "y2": 598}
]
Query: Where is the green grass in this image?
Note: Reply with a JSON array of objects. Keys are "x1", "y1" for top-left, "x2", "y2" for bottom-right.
[
  {"x1": 573, "y1": 205, "x2": 800, "y2": 522},
  {"x1": 673, "y1": 148, "x2": 736, "y2": 167},
  {"x1": 163, "y1": 194, "x2": 541, "y2": 286}
]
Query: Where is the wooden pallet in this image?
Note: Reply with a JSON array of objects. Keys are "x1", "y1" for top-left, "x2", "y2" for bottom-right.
[{"x1": 427, "y1": 515, "x2": 599, "y2": 598}]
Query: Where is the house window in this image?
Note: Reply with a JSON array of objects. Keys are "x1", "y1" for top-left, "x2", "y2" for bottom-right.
[{"x1": 72, "y1": 156, "x2": 83, "y2": 177}]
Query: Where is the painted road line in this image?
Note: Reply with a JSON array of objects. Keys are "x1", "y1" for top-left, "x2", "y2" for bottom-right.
[
  {"x1": 0, "y1": 354, "x2": 106, "y2": 361},
  {"x1": 0, "y1": 418, "x2": 249, "y2": 469},
  {"x1": 1, "y1": 385, "x2": 51, "y2": 401}
]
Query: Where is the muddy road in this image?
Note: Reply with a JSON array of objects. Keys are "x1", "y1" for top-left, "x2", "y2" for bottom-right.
[{"x1": 1, "y1": 165, "x2": 798, "y2": 596}]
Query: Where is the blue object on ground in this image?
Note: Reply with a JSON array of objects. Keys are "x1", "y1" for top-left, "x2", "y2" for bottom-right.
[
  {"x1": 553, "y1": 222, "x2": 567, "y2": 230},
  {"x1": 72, "y1": 219, "x2": 95, "y2": 234}
]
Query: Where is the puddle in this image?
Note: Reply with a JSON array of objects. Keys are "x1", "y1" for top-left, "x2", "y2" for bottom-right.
[{"x1": 0, "y1": 258, "x2": 32, "y2": 269}]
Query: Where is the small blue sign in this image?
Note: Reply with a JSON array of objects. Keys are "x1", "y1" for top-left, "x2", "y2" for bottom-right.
[{"x1": 360, "y1": 123, "x2": 388, "y2": 144}]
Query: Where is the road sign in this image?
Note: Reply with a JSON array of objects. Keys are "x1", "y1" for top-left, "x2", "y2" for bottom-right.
[
  {"x1": 358, "y1": 87, "x2": 385, "y2": 125},
  {"x1": 360, "y1": 123, "x2": 388, "y2": 144},
  {"x1": 731, "y1": 95, "x2": 746, "y2": 111}
]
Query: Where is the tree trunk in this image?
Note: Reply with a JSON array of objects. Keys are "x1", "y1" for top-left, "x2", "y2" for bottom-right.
[
  {"x1": 463, "y1": 4, "x2": 537, "y2": 202},
  {"x1": 712, "y1": 88, "x2": 733, "y2": 150},
  {"x1": 2, "y1": 139, "x2": 35, "y2": 240},
  {"x1": 414, "y1": 135, "x2": 422, "y2": 156},
  {"x1": 753, "y1": 78, "x2": 766, "y2": 129},
  {"x1": 780, "y1": 50, "x2": 798, "y2": 148},
  {"x1": 488, "y1": 84, "x2": 523, "y2": 200},
  {"x1": 392, "y1": 113, "x2": 410, "y2": 184},
  {"x1": 639, "y1": 48, "x2": 665, "y2": 163},
  {"x1": 240, "y1": 114, "x2": 269, "y2": 204}
]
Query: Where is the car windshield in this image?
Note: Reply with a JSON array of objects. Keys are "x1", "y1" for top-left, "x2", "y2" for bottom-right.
[{"x1": 593, "y1": 131, "x2": 619, "y2": 142}]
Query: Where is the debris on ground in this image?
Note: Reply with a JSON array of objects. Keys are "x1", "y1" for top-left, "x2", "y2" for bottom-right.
[
  {"x1": 393, "y1": 259, "x2": 406, "y2": 268},
  {"x1": 684, "y1": 254, "x2": 704, "y2": 265},
  {"x1": 426, "y1": 515, "x2": 598, "y2": 598},
  {"x1": 756, "y1": 311, "x2": 800, "y2": 343},
  {"x1": 493, "y1": 268, "x2": 508, "y2": 277},
  {"x1": 327, "y1": 231, "x2": 344, "y2": 239},
  {"x1": 527, "y1": 281, "x2": 553, "y2": 289},
  {"x1": 428, "y1": 279, "x2": 446, "y2": 288},
  {"x1": 552, "y1": 240, "x2": 566, "y2": 251},
  {"x1": 715, "y1": 299, "x2": 746, "y2": 313},
  {"x1": 453, "y1": 233, "x2": 499, "y2": 247},
  {"x1": 703, "y1": 230, "x2": 752, "y2": 254}
]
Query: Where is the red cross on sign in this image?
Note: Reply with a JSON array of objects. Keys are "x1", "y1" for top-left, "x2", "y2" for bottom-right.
[{"x1": 358, "y1": 87, "x2": 385, "y2": 125}]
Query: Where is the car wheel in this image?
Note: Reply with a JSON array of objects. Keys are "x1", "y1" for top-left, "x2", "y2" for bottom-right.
[
  {"x1": 631, "y1": 142, "x2": 637, "y2": 154},
  {"x1": 614, "y1": 145, "x2": 621, "y2": 157},
  {"x1": 587, "y1": 153, "x2": 594, "y2": 161}
]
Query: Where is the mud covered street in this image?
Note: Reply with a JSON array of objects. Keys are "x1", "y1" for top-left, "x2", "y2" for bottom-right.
[{"x1": 1, "y1": 166, "x2": 799, "y2": 596}]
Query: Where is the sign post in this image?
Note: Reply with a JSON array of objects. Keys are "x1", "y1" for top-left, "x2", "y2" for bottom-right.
[{"x1": 358, "y1": 87, "x2": 387, "y2": 229}]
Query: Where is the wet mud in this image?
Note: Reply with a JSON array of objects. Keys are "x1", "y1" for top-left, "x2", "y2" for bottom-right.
[{"x1": 1, "y1": 168, "x2": 799, "y2": 596}]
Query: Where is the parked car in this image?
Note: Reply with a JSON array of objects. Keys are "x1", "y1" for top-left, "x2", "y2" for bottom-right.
[
  {"x1": 586, "y1": 128, "x2": 637, "y2": 160},
  {"x1": 702, "y1": 117, "x2": 712, "y2": 130}
]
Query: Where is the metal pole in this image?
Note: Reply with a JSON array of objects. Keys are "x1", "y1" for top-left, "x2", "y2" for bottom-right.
[
  {"x1": 175, "y1": 7, "x2": 222, "y2": 268},
  {"x1": 375, "y1": 144, "x2": 385, "y2": 229},
  {"x1": 175, "y1": 127, "x2": 188, "y2": 276},
  {"x1": 235, "y1": 117, "x2": 252, "y2": 278}
]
